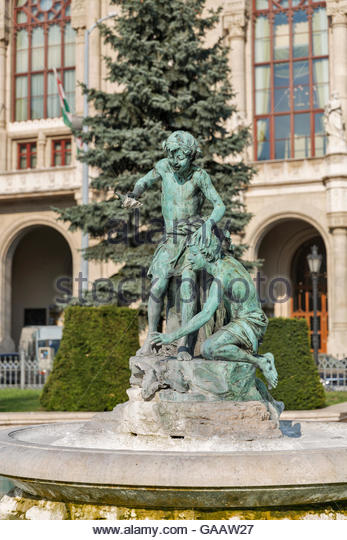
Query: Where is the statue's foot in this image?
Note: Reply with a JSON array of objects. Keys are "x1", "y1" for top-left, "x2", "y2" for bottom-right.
[
  {"x1": 136, "y1": 338, "x2": 155, "y2": 356},
  {"x1": 258, "y1": 352, "x2": 278, "y2": 389},
  {"x1": 177, "y1": 346, "x2": 192, "y2": 361}
]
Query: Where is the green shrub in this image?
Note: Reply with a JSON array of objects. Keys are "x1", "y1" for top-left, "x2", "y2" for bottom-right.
[
  {"x1": 40, "y1": 305, "x2": 139, "y2": 411},
  {"x1": 259, "y1": 317, "x2": 326, "y2": 410}
]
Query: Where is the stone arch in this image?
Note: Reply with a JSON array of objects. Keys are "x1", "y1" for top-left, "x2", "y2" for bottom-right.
[
  {"x1": 244, "y1": 201, "x2": 332, "y2": 322},
  {"x1": 246, "y1": 210, "x2": 329, "y2": 351},
  {"x1": 0, "y1": 218, "x2": 78, "y2": 352},
  {"x1": 0, "y1": 216, "x2": 77, "y2": 265},
  {"x1": 245, "y1": 206, "x2": 330, "y2": 262}
]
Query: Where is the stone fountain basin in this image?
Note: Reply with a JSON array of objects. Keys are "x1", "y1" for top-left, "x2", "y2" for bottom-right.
[{"x1": 0, "y1": 421, "x2": 347, "y2": 509}]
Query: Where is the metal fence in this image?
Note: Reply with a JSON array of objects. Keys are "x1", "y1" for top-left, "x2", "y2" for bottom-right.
[
  {"x1": 318, "y1": 355, "x2": 347, "y2": 391},
  {"x1": 0, "y1": 351, "x2": 50, "y2": 389}
]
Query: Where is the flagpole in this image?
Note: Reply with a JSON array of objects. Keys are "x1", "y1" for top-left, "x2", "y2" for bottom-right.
[{"x1": 81, "y1": 12, "x2": 117, "y2": 293}]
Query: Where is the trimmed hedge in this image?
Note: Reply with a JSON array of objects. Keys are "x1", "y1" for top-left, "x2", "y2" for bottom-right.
[
  {"x1": 259, "y1": 317, "x2": 326, "y2": 410},
  {"x1": 40, "y1": 306, "x2": 139, "y2": 411}
]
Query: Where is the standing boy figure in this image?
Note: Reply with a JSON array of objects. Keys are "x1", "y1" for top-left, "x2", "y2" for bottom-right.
[{"x1": 129, "y1": 131, "x2": 225, "y2": 360}]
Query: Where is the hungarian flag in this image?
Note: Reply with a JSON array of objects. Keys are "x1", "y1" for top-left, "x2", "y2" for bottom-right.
[
  {"x1": 53, "y1": 68, "x2": 83, "y2": 150},
  {"x1": 53, "y1": 67, "x2": 72, "y2": 126}
]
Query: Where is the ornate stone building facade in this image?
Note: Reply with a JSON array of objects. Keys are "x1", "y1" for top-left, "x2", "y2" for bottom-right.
[
  {"x1": 0, "y1": 0, "x2": 346, "y2": 357},
  {"x1": 223, "y1": 0, "x2": 347, "y2": 357}
]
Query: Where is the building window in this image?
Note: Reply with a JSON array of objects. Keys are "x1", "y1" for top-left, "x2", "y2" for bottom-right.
[
  {"x1": 17, "y1": 142, "x2": 37, "y2": 169},
  {"x1": 52, "y1": 138, "x2": 71, "y2": 166},
  {"x1": 13, "y1": 0, "x2": 75, "y2": 122},
  {"x1": 253, "y1": 0, "x2": 328, "y2": 161}
]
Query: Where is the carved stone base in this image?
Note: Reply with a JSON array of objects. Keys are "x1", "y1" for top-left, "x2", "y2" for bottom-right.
[
  {"x1": 118, "y1": 354, "x2": 284, "y2": 440},
  {"x1": 110, "y1": 388, "x2": 282, "y2": 440},
  {"x1": 64, "y1": 354, "x2": 284, "y2": 443}
]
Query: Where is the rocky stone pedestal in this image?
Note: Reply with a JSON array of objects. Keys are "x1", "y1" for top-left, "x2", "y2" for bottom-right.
[
  {"x1": 76, "y1": 354, "x2": 283, "y2": 442},
  {"x1": 129, "y1": 354, "x2": 282, "y2": 404},
  {"x1": 110, "y1": 388, "x2": 282, "y2": 440}
]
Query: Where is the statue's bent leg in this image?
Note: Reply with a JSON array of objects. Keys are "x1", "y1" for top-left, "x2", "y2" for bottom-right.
[
  {"x1": 137, "y1": 277, "x2": 168, "y2": 355},
  {"x1": 177, "y1": 269, "x2": 197, "y2": 361},
  {"x1": 201, "y1": 330, "x2": 278, "y2": 389}
]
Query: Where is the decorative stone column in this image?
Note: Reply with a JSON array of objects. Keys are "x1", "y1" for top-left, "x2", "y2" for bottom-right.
[
  {"x1": 89, "y1": 2, "x2": 101, "y2": 94},
  {"x1": 0, "y1": 1, "x2": 9, "y2": 172},
  {"x1": 223, "y1": 0, "x2": 249, "y2": 117},
  {"x1": 0, "y1": 234, "x2": 16, "y2": 354},
  {"x1": 329, "y1": 224, "x2": 347, "y2": 356},
  {"x1": 37, "y1": 131, "x2": 46, "y2": 169},
  {"x1": 327, "y1": 1, "x2": 347, "y2": 127},
  {"x1": 71, "y1": 0, "x2": 87, "y2": 116},
  {"x1": 324, "y1": 160, "x2": 347, "y2": 356},
  {"x1": 0, "y1": 41, "x2": 6, "y2": 130}
]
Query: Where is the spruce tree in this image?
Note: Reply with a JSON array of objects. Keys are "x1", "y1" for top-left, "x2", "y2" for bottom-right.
[{"x1": 56, "y1": 0, "x2": 254, "y2": 306}]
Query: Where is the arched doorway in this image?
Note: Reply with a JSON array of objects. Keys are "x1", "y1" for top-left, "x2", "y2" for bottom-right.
[
  {"x1": 256, "y1": 218, "x2": 328, "y2": 352},
  {"x1": 11, "y1": 226, "x2": 72, "y2": 348}
]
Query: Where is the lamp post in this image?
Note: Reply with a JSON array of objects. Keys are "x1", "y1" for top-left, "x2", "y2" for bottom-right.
[
  {"x1": 307, "y1": 245, "x2": 322, "y2": 365},
  {"x1": 81, "y1": 12, "x2": 117, "y2": 292}
]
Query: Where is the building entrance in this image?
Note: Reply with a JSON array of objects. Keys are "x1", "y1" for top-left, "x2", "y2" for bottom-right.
[
  {"x1": 11, "y1": 226, "x2": 72, "y2": 348},
  {"x1": 256, "y1": 218, "x2": 328, "y2": 352}
]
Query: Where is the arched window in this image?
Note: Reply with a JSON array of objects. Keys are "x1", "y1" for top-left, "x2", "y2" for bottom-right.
[
  {"x1": 253, "y1": 0, "x2": 328, "y2": 160},
  {"x1": 13, "y1": 0, "x2": 75, "y2": 122}
]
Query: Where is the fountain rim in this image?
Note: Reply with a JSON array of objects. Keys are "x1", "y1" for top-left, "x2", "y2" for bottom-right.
[
  {"x1": 1, "y1": 422, "x2": 347, "y2": 508},
  {"x1": 1, "y1": 423, "x2": 347, "y2": 488},
  {"x1": 1, "y1": 421, "x2": 347, "y2": 457}
]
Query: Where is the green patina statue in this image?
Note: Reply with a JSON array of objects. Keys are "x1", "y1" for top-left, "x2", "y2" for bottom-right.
[
  {"x1": 127, "y1": 131, "x2": 280, "y2": 413},
  {"x1": 129, "y1": 131, "x2": 225, "y2": 360},
  {"x1": 151, "y1": 234, "x2": 278, "y2": 390}
]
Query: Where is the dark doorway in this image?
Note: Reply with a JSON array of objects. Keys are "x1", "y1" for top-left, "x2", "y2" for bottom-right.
[
  {"x1": 24, "y1": 308, "x2": 47, "y2": 327},
  {"x1": 11, "y1": 226, "x2": 72, "y2": 348}
]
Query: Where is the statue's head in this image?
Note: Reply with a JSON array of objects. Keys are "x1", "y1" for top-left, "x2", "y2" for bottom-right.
[
  {"x1": 163, "y1": 131, "x2": 201, "y2": 175},
  {"x1": 188, "y1": 229, "x2": 223, "y2": 271}
]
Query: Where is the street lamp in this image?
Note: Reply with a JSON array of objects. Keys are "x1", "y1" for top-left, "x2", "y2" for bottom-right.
[
  {"x1": 80, "y1": 12, "x2": 117, "y2": 292},
  {"x1": 307, "y1": 245, "x2": 322, "y2": 365}
]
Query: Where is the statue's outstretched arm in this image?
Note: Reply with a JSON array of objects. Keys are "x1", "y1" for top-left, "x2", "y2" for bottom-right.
[{"x1": 133, "y1": 168, "x2": 161, "y2": 198}]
